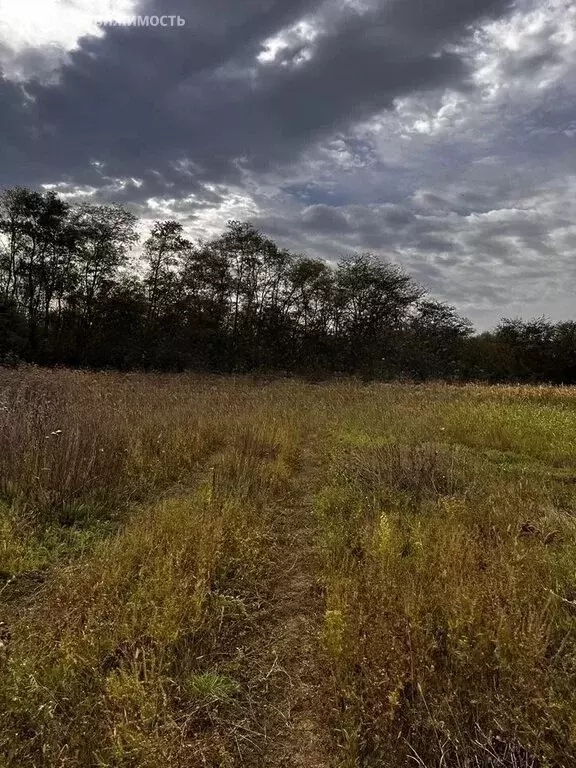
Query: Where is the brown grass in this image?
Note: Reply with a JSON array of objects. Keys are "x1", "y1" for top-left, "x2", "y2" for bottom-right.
[{"x1": 1, "y1": 370, "x2": 576, "y2": 766}]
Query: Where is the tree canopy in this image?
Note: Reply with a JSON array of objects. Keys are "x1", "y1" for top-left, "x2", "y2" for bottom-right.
[{"x1": 0, "y1": 187, "x2": 573, "y2": 382}]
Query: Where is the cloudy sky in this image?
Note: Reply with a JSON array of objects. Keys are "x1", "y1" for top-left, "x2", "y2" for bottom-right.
[{"x1": 1, "y1": 0, "x2": 575, "y2": 327}]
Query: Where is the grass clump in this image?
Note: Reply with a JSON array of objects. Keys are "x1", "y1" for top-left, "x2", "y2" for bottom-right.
[{"x1": 184, "y1": 672, "x2": 240, "y2": 704}]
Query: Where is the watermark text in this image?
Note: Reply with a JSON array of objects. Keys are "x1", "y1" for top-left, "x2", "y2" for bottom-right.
[{"x1": 97, "y1": 15, "x2": 186, "y2": 28}]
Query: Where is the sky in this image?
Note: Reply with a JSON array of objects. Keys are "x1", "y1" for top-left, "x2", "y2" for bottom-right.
[{"x1": 0, "y1": 0, "x2": 575, "y2": 328}]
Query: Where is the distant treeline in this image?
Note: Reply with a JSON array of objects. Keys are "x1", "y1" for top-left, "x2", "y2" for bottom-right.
[{"x1": 1, "y1": 187, "x2": 574, "y2": 381}]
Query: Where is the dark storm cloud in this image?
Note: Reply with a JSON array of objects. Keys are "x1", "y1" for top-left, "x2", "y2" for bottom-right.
[
  {"x1": 0, "y1": 0, "x2": 516, "y2": 197},
  {"x1": 6, "y1": 0, "x2": 572, "y2": 328}
]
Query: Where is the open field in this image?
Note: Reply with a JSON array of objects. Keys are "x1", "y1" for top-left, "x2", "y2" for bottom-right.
[{"x1": 1, "y1": 369, "x2": 576, "y2": 767}]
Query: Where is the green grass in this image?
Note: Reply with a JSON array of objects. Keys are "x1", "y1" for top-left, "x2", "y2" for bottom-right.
[{"x1": 1, "y1": 371, "x2": 576, "y2": 766}]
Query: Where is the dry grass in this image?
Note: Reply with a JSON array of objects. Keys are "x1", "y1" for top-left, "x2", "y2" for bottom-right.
[
  {"x1": 0, "y1": 368, "x2": 309, "y2": 766},
  {"x1": 318, "y1": 383, "x2": 576, "y2": 767},
  {"x1": 1, "y1": 370, "x2": 576, "y2": 766}
]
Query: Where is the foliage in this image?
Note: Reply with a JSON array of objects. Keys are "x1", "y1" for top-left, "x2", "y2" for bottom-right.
[{"x1": 0, "y1": 186, "x2": 507, "y2": 379}]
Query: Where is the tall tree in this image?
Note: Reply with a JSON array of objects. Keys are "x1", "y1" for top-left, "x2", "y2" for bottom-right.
[
  {"x1": 406, "y1": 300, "x2": 472, "y2": 379},
  {"x1": 68, "y1": 203, "x2": 138, "y2": 359},
  {"x1": 143, "y1": 220, "x2": 190, "y2": 331},
  {"x1": 0, "y1": 187, "x2": 74, "y2": 354},
  {"x1": 335, "y1": 254, "x2": 422, "y2": 375}
]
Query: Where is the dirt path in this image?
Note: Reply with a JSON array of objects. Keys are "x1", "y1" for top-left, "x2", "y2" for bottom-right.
[{"x1": 232, "y1": 448, "x2": 335, "y2": 768}]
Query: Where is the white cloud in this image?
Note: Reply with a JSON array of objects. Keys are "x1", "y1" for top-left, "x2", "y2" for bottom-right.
[
  {"x1": 0, "y1": 0, "x2": 137, "y2": 79},
  {"x1": 257, "y1": 19, "x2": 319, "y2": 68}
]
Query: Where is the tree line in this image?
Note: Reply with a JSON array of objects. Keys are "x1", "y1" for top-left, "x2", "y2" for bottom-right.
[{"x1": 0, "y1": 186, "x2": 574, "y2": 382}]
